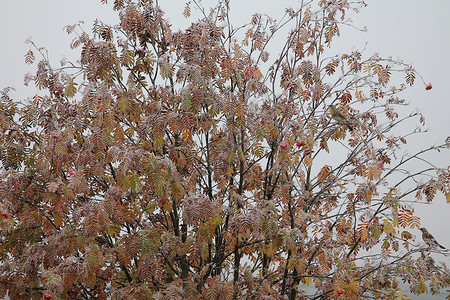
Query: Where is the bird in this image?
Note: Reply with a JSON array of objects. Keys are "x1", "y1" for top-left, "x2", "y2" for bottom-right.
[
  {"x1": 419, "y1": 227, "x2": 446, "y2": 250},
  {"x1": 328, "y1": 104, "x2": 353, "y2": 131}
]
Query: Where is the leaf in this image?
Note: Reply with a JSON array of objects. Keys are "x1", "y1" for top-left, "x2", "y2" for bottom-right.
[
  {"x1": 64, "y1": 77, "x2": 78, "y2": 98},
  {"x1": 400, "y1": 230, "x2": 412, "y2": 240},
  {"x1": 24, "y1": 49, "x2": 35, "y2": 65},
  {"x1": 325, "y1": 59, "x2": 339, "y2": 75},
  {"x1": 409, "y1": 216, "x2": 420, "y2": 229},
  {"x1": 320, "y1": 137, "x2": 329, "y2": 152},
  {"x1": 357, "y1": 220, "x2": 369, "y2": 241},
  {"x1": 383, "y1": 221, "x2": 395, "y2": 237},
  {"x1": 183, "y1": 2, "x2": 191, "y2": 18},
  {"x1": 317, "y1": 165, "x2": 331, "y2": 183},
  {"x1": 304, "y1": 155, "x2": 312, "y2": 168},
  {"x1": 118, "y1": 95, "x2": 131, "y2": 113},
  {"x1": 405, "y1": 70, "x2": 415, "y2": 86},
  {"x1": 340, "y1": 91, "x2": 352, "y2": 104},
  {"x1": 113, "y1": 0, "x2": 124, "y2": 11}
]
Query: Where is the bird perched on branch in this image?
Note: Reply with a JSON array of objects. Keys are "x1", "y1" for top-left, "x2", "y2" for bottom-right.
[
  {"x1": 328, "y1": 104, "x2": 353, "y2": 131},
  {"x1": 419, "y1": 227, "x2": 446, "y2": 250}
]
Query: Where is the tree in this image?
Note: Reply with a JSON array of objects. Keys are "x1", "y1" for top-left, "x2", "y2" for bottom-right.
[{"x1": 0, "y1": 0, "x2": 449, "y2": 298}]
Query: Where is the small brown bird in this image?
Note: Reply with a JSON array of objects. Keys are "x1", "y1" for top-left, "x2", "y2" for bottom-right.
[
  {"x1": 328, "y1": 104, "x2": 353, "y2": 131},
  {"x1": 419, "y1": 227, "x2": 446, "y2": 249}
]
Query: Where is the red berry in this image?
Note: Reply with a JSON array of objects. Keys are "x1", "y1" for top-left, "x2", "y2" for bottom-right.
[
  {"x1": 261, "y1": 116, "x2": 267, "y2": 125},
  {"x1": 279, "y1": 140, "x2": 287, "y2": 149},
  {"x1": 393, "y1": 112, "x2": 398, "y2": 118},
  {"x1": 425, "y1": 83, "x2": 432, "y2": 90},
  {"x1": 43, "y1": 293, "x2": 52, "y2": 299},
  {"x1": 0, "y1": 211, "x2": 8, "y2": 219},
  {"x1": 68, "y1": 169, "x2": 75, "y2": 176},
  {"x1": 336, "y1": 289, "x2": 345, "y2": 296},
  {"x1": 296, "y1": 140, "x2": 307, "y2": 147}
]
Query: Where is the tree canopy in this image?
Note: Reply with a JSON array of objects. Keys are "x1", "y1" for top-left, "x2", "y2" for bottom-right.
[{"x1": 0, "y1": 0, "x2": 449, "y2": 299}]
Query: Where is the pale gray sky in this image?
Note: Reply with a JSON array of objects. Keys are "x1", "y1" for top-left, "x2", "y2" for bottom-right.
[{"x1": 1, "y1": 1, "x2": 449, "y2": 297}]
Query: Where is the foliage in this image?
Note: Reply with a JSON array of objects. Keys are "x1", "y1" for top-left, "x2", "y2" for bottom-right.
[{"x1": 1, "y1": 0, "x2": 449, "y2": 299}]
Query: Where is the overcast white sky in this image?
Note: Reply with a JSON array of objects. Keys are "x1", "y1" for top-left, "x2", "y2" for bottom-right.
[{"x1": 1, "y1": 1, "x2": 449, "y2": 296}]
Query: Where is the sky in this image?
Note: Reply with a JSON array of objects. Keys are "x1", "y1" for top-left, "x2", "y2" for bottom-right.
[{"x1": 0, "y1": 0, "x2": 449, "y2": 297}]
